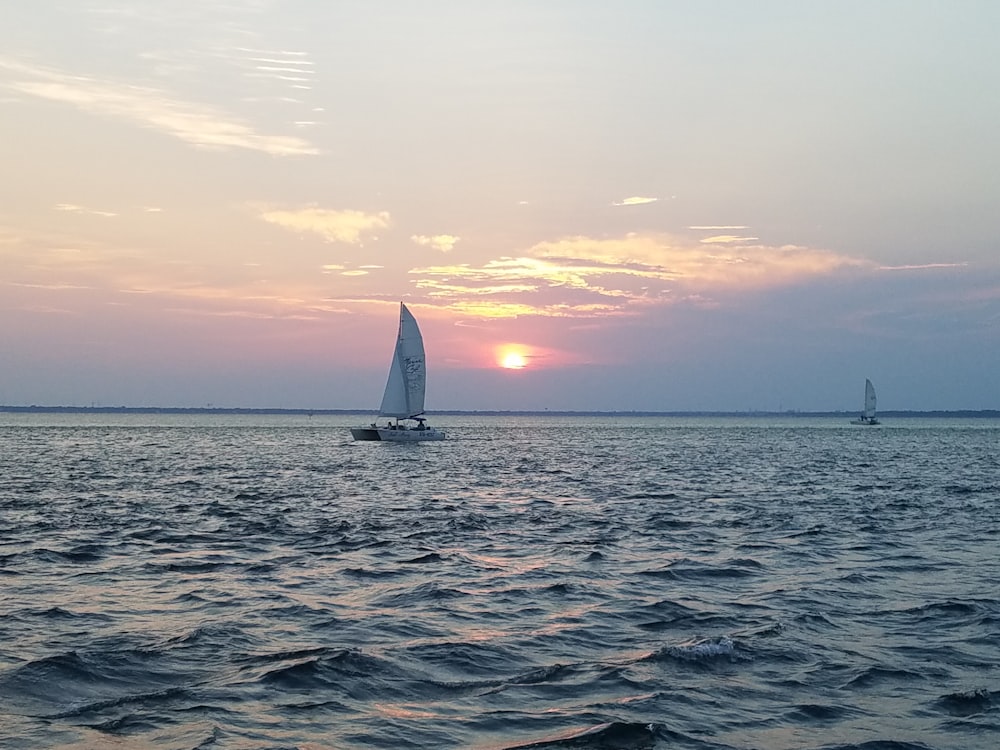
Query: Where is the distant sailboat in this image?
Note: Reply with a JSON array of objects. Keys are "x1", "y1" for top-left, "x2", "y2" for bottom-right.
[
  {"x1": 351, "y1": 303, "x2": 445, "y2": 442},
  {"x1": 850, "y1": 378, "x2": 880, "y2": 426}
]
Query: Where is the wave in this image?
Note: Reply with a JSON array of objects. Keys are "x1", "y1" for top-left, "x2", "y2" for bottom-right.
[
  {"x1": 637, "y1": 559, "x2": 762, "y2": 581},
  {"x1": 340, "y1": 565, "x2": 404, "y2": 581},
  {"x1": 51, "y1": 686, "x2": 192, "y2": 720},
  {"x1": 501, "y1": 721, "x2": 660, "y2": 750},
  {"x1": 402, "y1": 551, "x2": 447, "y2": 564},
  {"x1": 254, "y1": 648, "x2": 398, "y2": 691},
  {"x1": 934, "y1": 687, "x2": 996, "y2": 716},
  {"x1": 842, "y1": 666, "x2": 927, "y2": 689},
  {"x1": 26, "y1": 546, "x2": 106, "y2": 564},
  {"x1": 401, "y1": 641, "x2": 526, "y2": 678},
  {"x1": 781, "y1": 702, "x2": 865, "y2": 723},
  {"x1": 888, "y1": 598, "x2": 997, "y2": 624},
  {"x1": 17, "y1": 606, "x2": 113, "y2": 623},
  {"x1": 643, "y1": 636, "x2": 747, "y2": 664},
  {"x1": 0, "y1": 649, "x2": 197, "y2": 718},
  {"x1": 815, "y1": 742, "x2": 936, "y2": 750},
  {"x1": 372, "y1": 581, "x2": 469, "y2": 607},
  {"x1": 633, "y1": 601, "x2": 734, "y2": 632}
]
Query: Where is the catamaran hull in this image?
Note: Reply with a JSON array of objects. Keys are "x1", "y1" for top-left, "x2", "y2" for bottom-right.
[
  {"x1": 351, "y1": 427, "x2": 445, "y2": 442},
  {"x1": 850, "y1": 419, "x2": 880, "y2": 426}
]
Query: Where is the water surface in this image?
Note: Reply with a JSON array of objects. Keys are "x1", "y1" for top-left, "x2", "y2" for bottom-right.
[{"x1": 1, "y1": 414, "x2": 998, "y2": 749}]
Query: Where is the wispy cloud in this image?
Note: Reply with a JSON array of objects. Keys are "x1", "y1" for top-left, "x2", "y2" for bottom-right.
[
  {"x1": 0, "y1": 57, "x2": 318, "y2": 156},
  {"x1": 238, "y1": 48, "x2": 315, "y2": 89},
  {"x1": 612, "y1": 196, "x2": 658, "y2": 206},
  {"x1": 878, "y1": 262, "x2": 969, "y2": 271},
  {"x1": 54, "y1": 203, "x2": 118, "y2": 217},
  {"x1": 257, "y1": 206, "x2": 391, "y2": 245},
  {"x1": 412, "y1": 234, "x2": 460, "y2": 252},
  {"x1": 689, "y1": 225, "x2": 749, "y2": 230},
  {"x1": 699, "y1": 235, "x2": 760, "y2": 244},
  {"x1": 54, "y1": 203, "x2": 166, "y2": 217},
  {"x1": 9, "y1": 281, "x2": 92, "y2": 291}
]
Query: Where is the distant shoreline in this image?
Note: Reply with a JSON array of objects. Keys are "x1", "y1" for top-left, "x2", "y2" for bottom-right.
[{"x1": 2, "y1": 405, "x2": 998, "y2": 418}]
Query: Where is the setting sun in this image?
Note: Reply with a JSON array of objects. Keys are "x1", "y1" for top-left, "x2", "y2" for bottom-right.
[
  {"x1": 502, "y1": 352, "x2": 527, "y2": 369},
  {"x1": 496, "y1": 345, "x2": 529, "y2": 369}
]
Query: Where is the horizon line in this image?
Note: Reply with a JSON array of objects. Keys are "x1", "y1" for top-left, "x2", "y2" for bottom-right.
[{"x1": 2, "y1": 405, "x2": 999, "y2": 418}]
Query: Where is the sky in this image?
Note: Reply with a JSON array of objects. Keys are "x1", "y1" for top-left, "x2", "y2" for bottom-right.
[{"x1": 2, "y1": 0, "x2": 998, "y2": 412}]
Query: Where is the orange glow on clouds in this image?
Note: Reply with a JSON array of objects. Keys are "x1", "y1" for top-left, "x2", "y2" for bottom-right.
[
  {"x1": 412, "y1": 233, "x2": 866, "y2": 321},
  {"x1": 256, "y1": 206, "x2": 390, "y2": 244}
]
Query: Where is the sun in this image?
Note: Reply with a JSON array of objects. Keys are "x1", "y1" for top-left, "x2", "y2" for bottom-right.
[
  {"x1": 501, "y1": 352, "x2": 527, "y2": 369},
  {"x1": 496, "y1": 345, "x2": 529, "y2": 369}
]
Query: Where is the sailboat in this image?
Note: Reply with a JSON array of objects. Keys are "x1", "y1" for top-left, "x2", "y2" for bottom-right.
[
  {"x1": 351, "y1": 303, "x2": 446, "y2": 442},
  {"x1": 850, "y1": 378, "x2": 880, "y2": 425}
]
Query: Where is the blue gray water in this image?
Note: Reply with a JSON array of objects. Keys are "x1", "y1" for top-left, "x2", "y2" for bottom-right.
[{"x1": 1, "y1": 413, "x2": 998, "y2": 749}]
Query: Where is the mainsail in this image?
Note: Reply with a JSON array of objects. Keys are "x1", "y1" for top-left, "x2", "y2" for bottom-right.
[
  {"x1": 378, "y1": 303, "x2": 427, "y2": 418},
  {"x1": 863, "y1": 378, "x2": 877, "y2": 419}
]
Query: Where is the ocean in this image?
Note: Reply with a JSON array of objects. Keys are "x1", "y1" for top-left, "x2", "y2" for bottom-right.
[{"x1": 1, "y1": 413, "x2": 997, "y2": 749}]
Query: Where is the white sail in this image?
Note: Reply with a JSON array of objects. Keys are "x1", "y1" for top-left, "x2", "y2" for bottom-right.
[
  {"x1": 863, "y1": 378, "x2": 877, "y2": 419},
  {"x1": 351, "y1": 302, "x2": 444, "y2": 441},
  {"x1": 378, "y1": 303, "x2": 427, "y2": 418}
]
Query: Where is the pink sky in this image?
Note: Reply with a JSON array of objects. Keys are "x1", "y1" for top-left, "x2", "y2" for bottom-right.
[{"x1": 2, "y1": 2, "x2": 998, "y2": 410}]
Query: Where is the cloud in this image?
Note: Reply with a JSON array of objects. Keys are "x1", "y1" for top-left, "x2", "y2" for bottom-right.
[
  {"x1": 699, "y1": 235, "x2": 760, "y2": 244},
  {"x1": 411, "y1": 234, "x2": 460, "y2": 252},
  {"x1": 438, "y1": 300, "x2": 620, "y2": 319},
  {"x1": 0, "y1": 57, "x2": 318, "y2": 156},
  {"x1": 0, "y1": 226, "x2": 132, "y2": 284},
  {"x1": 411, "y1": 233, "x2": 864, "y2": 318},
  {"x1": 877, "y1": 263, "x2": 969, "y2": 271},
  {"x1": 257, "y1": 207, "x2": 391, "y2": 244},
  {"x1": 532, "y1": 234, "x2": 860, "y2": 286},
  {"x1": 237, "y1": 48, "x2": 316, "y2": 88},
  {"x1": 9, "y1": 281, "x2": 92, "y2": 291},
  {"x1": 54, "y1": 203, "x2": 118, "y2": 217},
  {"x1": 612, "y1": 196, "x2": 658, "y2": 206},
  {"x1": 54, "y1": 203, "x2": 164, "y2": 217},
  {"x1": 0, "y1": 220, "x2": 346, "y2": 321}
]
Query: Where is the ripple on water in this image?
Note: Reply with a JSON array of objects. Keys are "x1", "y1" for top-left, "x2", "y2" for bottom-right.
[{"x1": 1, "y1": 415, "x2": 998, "y2": 749}]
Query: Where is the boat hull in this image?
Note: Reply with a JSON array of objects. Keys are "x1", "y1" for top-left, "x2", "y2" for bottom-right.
[
  {"x1": 850, "y1": 418, "x2": 880, "y2": 426},
  {"x1": 351, "y1": 426, "x2": 446, "y2": 442}
]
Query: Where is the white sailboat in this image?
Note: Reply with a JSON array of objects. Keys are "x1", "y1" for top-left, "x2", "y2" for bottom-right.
[
  {"x1": 351, "y1": 303, "x2": 446, "y2": 442},
  {"x1": 850, "y1": 378, "x2": 880, "y2": 425}
]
